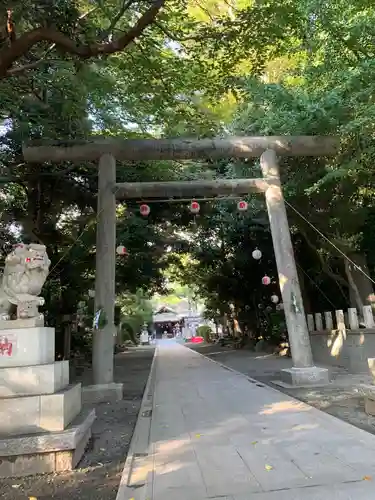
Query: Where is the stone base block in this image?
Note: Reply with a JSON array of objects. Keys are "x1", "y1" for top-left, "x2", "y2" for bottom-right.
[
  {"x1": 0, "y1": 408, "x2": 95, "y2": 478},
  {"x1": 361, "y1": 385, "x2": 375, "y2": 416},
  {"x1": 82, "y1": 382, "x2": 123, "y2": 405},
  {"x1": 0, "y1": 327, "x2": 55, "y2": 368},
  {"x1": 0, "y1": 317, "x2": 44, "y2": 330},
  {"x1": 0, "y1": 361, "x2": 69, "y2": 397},
  {"x1": 274, "y1": 366, "x2": 330, "y2": 388},
  {"x1": 365, "y1": 396, "x2": 375, "y2": 416},
  {"x1": 0, "y1": 383, "x2": 81, "y2": 436}
]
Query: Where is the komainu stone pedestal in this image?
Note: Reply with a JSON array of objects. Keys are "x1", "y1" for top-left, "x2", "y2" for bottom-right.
[
  {"x1": 0, "y1": 326, "x2": 95, "y2": 477},
  {"x1": 357, "y1": 384, "x2": 375, "y2": 416},
  {"x1": 273, "y1": 366, "x2": 330, "y2": 388}
]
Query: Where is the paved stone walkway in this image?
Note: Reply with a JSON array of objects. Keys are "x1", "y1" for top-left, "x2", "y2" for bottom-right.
[{"x1": 118, "y1": 341, "x2": 375, "y2": 499}]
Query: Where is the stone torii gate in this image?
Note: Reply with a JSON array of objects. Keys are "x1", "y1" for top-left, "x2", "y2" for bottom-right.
[{"x1": 23, "y1": 135, "x2": 339, "y2": 393}]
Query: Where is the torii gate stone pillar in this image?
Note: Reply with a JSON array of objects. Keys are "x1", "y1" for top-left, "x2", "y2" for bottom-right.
[
  {"x1": 90, "y1": 154, "x2": 123, "y2": 403},
  {"x1": 260, "y1": 150, "x2": 329, "y2": 387}
]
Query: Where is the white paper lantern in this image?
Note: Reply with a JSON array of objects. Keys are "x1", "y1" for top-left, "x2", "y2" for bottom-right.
[
  {"x1": 116, "y1": 245, "x2": 127, "y2": 255},
  {"x1": 252, "y1": 248, "x2": 262, "y2": 260},
  {"x1": 271, "y1": 295, "x2": 279, "y2": 304}
]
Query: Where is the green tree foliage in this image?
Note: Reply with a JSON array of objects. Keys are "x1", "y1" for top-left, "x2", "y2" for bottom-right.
[
  {"x1": 117, "y1": 289, "x2": 153, "y2": 344},
  {"x1": 171, "y1": 0, "x2": 375, "y2": 338},
  {"x1": 196, "y1": 325, "x2": 212, "y2": 342},
  {"x1": 0, "y1": 0, "x2": 240, "y2": 356},
  {"x1": 231, "y1": 2, "x2": 375, "y2": 311},
  {"x1": 3, "y1": 0, "x2": 375, "y2": 352}
]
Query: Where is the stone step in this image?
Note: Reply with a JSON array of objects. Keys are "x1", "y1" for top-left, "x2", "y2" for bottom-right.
[
  {"x1": 0, "y1": 361, "x2": 69, "y2": 397},
  {"x1": 0, "y1": 407, "x2": 96, "y2": 477},
  {"x1": 0, "y1": 383, "x2": 82, "y2": 436}
]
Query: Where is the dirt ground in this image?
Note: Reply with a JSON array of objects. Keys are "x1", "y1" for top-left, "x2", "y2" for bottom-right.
[
  {"x1": 0, "y1": 347, "x2": 155, "y2": 500},
  {"x1": 191, "y1": 344, "x2": 375, "y2": 435}
]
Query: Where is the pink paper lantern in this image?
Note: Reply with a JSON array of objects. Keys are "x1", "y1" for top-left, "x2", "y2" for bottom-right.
[
  {"x1": 139, "y1": 203, "x2": 150, "y2": 216},
  {"x1": 190, "y1": 200, "x2": 200, "y2": 214},
  {"x1": 237, "y1": 200, "x2": 248, "y2": 211},
  {"x1": 262, "y1": 275, "x2": 271, "y2": 286}
]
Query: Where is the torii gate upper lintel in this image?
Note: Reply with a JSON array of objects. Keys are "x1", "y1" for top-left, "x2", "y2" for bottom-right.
[{"x1": 23, "y1": 136, "x2": 339, "y2": 389}]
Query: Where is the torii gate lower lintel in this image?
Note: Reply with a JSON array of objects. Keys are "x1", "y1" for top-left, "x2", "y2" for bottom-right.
[{"x1": 23, "y1": 136, "x2": 339, "y2": 389}]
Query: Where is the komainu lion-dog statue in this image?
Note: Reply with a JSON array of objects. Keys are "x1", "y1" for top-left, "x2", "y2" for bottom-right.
[{"x1": 0, "y1": 243, "x2": 50, "y2": 321}]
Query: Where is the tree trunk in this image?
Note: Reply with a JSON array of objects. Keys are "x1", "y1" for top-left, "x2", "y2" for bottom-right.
[
  {"x1": 222, "y1": 313, "x2": 230, "y2": 335},
  {"x1": 345, "y1": 253, "x2": 374, "y2": 309},
  {"x1": 63, "y1": 318, "x2": 72, "y2": 360}
]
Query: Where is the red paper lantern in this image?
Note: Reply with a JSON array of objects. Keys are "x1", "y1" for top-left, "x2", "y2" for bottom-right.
[
  {"x1": 139, "y1": 204, "x2": 150, "y2": 216},
  {"x1": 262, "y1": 275, "x2": 271, "y2": 285},
  {"x1": 189, "y1": 200, "x2": 200, "y2": 214},
  {"x1": 237, "y1": 200, "x2": 248, "y2": 211}
]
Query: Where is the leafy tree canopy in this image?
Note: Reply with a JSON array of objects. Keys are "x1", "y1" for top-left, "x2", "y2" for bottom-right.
[{"x1": 2, "y1": 0, "x2": 375, "y2": 350}]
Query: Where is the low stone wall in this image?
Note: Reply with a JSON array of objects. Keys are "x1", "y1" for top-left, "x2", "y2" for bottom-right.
[
  {"x1": 307, "y1": 306, "x2": 375, "y2": 375},
  {"x1": 310, "y1": 329, "x2": 375, "y2": 374}
]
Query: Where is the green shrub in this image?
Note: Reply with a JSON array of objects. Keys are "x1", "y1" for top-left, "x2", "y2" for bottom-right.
[
  {"x1": 119, "y1": 318, "x2": 140, "y2": 345},
  {"x1": 196, "y1": 325, "x2": 213, "y2": 342}
]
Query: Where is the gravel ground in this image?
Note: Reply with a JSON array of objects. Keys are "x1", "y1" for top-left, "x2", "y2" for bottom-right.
[
  {"x1": 191, "y1": 344, "x2": 375, "y2": 435},
  {"x1": 0, "y1": 347, "x2": 155, "y2": 500}
]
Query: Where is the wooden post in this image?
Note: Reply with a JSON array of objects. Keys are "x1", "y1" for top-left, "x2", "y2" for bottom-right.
[
  {"x1": 260, "y1": 149, "x2": 313, "y2": 369},
  {"x1": 93, "y1": 154, "x2": 116, "y2": 385}
]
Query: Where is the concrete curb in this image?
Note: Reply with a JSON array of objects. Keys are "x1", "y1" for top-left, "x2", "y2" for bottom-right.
[{"x1": 115, "y1": 346, "x2": 158, "y2": 500}]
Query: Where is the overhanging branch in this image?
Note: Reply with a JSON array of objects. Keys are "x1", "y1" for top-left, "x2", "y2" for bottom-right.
[
  {"x1": 7, "y1": 7, "x2": 99, "y2": 77},
  {"x1": 0, "y1": 0, "x2": 165, "y2": 78}
]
